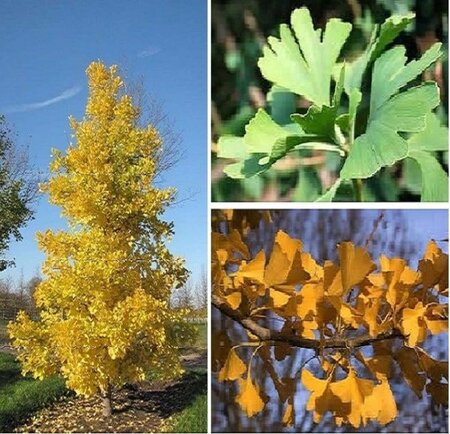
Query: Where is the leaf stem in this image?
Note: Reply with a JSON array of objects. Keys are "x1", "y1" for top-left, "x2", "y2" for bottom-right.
[
  {"x1": 231, "y1": 342, "x2": 263, "y2": 351},
  {"x1": 247, "y1": 343, "x2": 264, "y2": 377},
  {"x1": 352, "y1": 179, "x2": 363, "y2": 202},
  {"x1": 295, "y1": 143, "x2": 346, "y2": 157}
]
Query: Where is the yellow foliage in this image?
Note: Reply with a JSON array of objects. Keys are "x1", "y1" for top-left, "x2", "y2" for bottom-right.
[
  {"x1": 234, "y1": 250, "x2": 266, "y2": 287},
  {"x1": 211, "y1": 216, "x2": 448, "y2": 428},
  {"x1": 224, "y1": 291, "x2": 242, "y2": 310},
  {"x1": 302, "y1": 367, "x2": 397, "y2": 428},
  {"x1": 264, "y1": 230, "x2": 308, "y2": 292},
  {"x1": 235, "y1": 375, "x2": 265, "y2": 417},
  {"x1": 363, "y1": 380, "x2": 397, "y2": 425},
  {"x1": 419, "y1": 240, "x2": 448, "y2": 293},
  {"x1": 269, "y1": 288, "x2": 291, "y2": 308},
  {"x1": 401, "y1": 301, "x2": 428, "y2": 347},
  {"x1": 8, "y1": 62, "x2": 192, "y2": 398},
  {"x1": 218, "y1": 348, "x2": 246, "y2": 382}
]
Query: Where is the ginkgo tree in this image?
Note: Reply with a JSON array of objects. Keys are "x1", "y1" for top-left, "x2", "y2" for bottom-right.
[
  {"x1": 216, "y1": 8, "x2": 448, "y2": 202},
  {"x1": 8, "y1": 62, "x2": 194, "y2": 417},
  {"x1": 212, "y1": 210, "x2": 448, "y2": 429}
]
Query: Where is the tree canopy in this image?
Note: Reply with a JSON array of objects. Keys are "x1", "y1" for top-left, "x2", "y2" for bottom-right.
[{"x1": 8, "y1": 62, "x2": 194, "y2": 416}]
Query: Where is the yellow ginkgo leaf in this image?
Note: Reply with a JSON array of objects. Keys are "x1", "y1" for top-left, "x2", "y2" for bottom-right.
[
  {"x1": 235, "y1": 250, "x2": 266, "y2": 286},
  {"x1": 419, "y1": 240, "x2": 448, "y2": 293},
  {"x1": 355, "y1": 349, "x2": 392, "y2": 381},
  {"x1": 380, "y1": 256, "x2": 421, "y2": 308},
  {"x1": 265, "y1": 230, "x2": 308, "y2": 292},
  {"x1": 300, "y1": 252, "x2": 323, "y2": 282},
  {"x1": 329, "y1": 368, "x2": 375, "y2": 428},
  {"x1": 297, "y1": 319, "x2": 318, "y2": 339},
  {"x1": 235, "y1": 376, "x2": 265, "y2": 417},
  {"x1": 301, "y1": 368, "x2": 352, "y2": 425},
  {"x1": 270, "y1": 288, "x2": 291, "y2": 308},
  {"x1": 323, "y1": 260, "x2": 342, "y2": 296},
  {"x1": 338, "y1": 301, "x2": 363, "y2": 328},
  {"x1": 218, "y1": 347, "x2": 246, "y2": 382},
  {"x1": 363, "y1": 380, "x2": 397, "y2": 425},
  {"x1": 366, "y1": 272, "x2": 385, "y2": 287},
  {"x1": 425, "y1": 318, "x2": 448, "y2": 335},
  {"x1": 424, "y1": 304, "x2": 448, "y2": 336},
  {"x1": 212, "y1": 230, "x2": 249, "y2": 265},
  {"x1": 359, "y1": 298, "x2": 384, "y2": 336},
  {"x1": 296, "y1": 283, "x2": 324, "y2": 318},
  {"x1": 224, "y1": 291, "x2": 242, "y2": 310},
  {"x1": 338, "y1": 242, "x2": 376, "y2": 294},
  {"x1": 401, "y1": 302, "x2": 427, "y2": 347},
  {"x1": 301, "y1": 368, "x2": 330, "y2": 414},
  {"x1": 211, "y1": 253, "x2": 229, "y2": 289},
  {"x1": 365, "y1": 355, "x2": 392, "y2": 381}
]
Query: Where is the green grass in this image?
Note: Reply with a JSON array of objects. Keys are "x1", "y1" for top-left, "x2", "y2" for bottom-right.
[
  {"x1": 0, "y1": 352, "x2": 68, "y2": 432},
  {"x1": 168, "y1": 393, "x2": 207, "y2": 433},
  {"x1": 160, "y1": 368, "x2": 207, "y2": 433},
  {"x1": 193, "y1": 323, "x2": 207, "y2": 349}
]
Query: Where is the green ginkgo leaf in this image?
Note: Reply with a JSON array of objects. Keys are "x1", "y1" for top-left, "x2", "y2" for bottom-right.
[
  {"x1": 218, "y1": 110, "x2": 340, "y2": 179},
  {"x1": 406, "y1": 112, "x2": 448, "y2": 201},
  {"x1": 345, "y1": 13, "x2": 415, "y2": 93},
  {"x1": 258, "y1": 7, "x2": 351, "y2": 107},
  {"x1": 341, "y1": 43, "x2": 442, "y2": 179},
  {"x1": 408, "y1": 151, "x2": 448, "y2": 202}
]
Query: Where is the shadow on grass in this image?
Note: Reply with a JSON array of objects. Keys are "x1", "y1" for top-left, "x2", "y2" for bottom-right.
[
  {"x1": 0, "y1": 355, "x2": 22, "y2": 389},
  {"x1": 120, "y1": 369, "x2": 207, "y2": 419},
  {"x1": 0, "y1": 352, "x2": 69, "y2": 433}
]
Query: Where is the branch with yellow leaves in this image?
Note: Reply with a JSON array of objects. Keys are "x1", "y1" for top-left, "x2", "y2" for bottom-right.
[{"x1": 212, "y1": 294, "x2": 405, "y2": 351}]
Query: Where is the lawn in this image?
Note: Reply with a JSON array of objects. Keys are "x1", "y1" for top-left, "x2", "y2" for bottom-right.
[
  {"x1": 193, "y1": 322, "x2": 207, "y2": 349},
  {"x1": 167, "y1": 393, "x2": 207, "y2": 433},
  {"x1": 162, "y1": 368, "x2": 207, "y2": 433},
  {"x1": 0, "y1": 352, "x2": 68, "y2": 432}
]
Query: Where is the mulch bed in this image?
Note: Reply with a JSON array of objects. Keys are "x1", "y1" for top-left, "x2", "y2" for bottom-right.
[{"x1": 15, "y1": 353, "x2": 206, "y2": 433}]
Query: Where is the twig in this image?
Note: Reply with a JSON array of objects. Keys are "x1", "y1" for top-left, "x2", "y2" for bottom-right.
[
  {"x1": 364, "y1": 210, "x2": 385, "y2": 248},
  {"x1": 212, "y1": 294, "x2": 404, "y2": 350}
]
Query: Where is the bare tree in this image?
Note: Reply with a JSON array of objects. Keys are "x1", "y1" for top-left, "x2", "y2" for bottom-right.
[
  {"x1": 173, "y1": 278, "x2": 195, "y2": 310},
  {"x1": 195, "y1": 267, "x2": 208, "y2": 314},
  {"x1": 119, "y1": 72, "x2": 183, "y2": 179}
]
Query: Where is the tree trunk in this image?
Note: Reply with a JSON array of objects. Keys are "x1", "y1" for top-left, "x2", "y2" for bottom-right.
[{"x1": 101, "y1": 384, "x2": 113, "y2": 417}]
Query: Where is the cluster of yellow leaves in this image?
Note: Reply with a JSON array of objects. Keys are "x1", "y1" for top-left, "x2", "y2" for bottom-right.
[
  {"x1": 212, "y1": 226, "x2": 448, "y2": 428},
  {"x1": 8, "y1": 61, "x2": 193, "y2": 398},
  {"x1": 44, "y1": 63, "x2": 173, "y2": 231}
]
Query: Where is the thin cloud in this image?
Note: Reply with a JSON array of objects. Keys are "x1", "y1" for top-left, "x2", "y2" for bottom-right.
[
  {"x1": 4, "y1": 85, "x2": 82, "y2": 114},
  {"x1": 137, "y1": 46, "x2": 160, "y2": 58}
]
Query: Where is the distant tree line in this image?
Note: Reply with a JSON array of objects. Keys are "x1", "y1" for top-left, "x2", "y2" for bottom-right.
[
  {"x1": 171, "y1": 268, "x2": 208, "y2": 318},
  {"x1": 0, "y1": 272, "x2": 41, "y2": 320}
]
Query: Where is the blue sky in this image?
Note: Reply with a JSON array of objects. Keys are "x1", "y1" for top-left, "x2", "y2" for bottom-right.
[{"x1": 0, "y1": 0, "x2": 207, "y2": 283}]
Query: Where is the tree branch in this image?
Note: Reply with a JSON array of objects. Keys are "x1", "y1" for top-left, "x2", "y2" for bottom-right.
[{"x1": 212, "y1": 295, "x2": 404, "y2": 350}]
